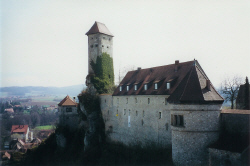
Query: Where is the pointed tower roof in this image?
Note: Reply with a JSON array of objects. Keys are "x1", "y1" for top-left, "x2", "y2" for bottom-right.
[
  {"x1": 86, "y1": 21, "x2": 114, "y2": 37},
  {"x1": 58, "y1": 95, "x2": 77, "y2": 106}
]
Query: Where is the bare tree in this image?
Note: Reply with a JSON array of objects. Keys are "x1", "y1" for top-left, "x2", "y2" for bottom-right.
[
  {"x1": 221, "y1": 76, "x2": 243, "y2": 109},
  {"x1": 117, "y1": 65, "x2": 136, "y2": 85}
]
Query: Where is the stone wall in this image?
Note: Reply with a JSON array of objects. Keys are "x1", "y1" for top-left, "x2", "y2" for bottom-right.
[
  {"x1": 171, "y1": 104, "x2": 222, "y2": 166},
  {"x1": 221, "y1": 113, "x2": 250, "y2": 134},
  {"x1": 209, "y1": 148, "x2": 241, "y2": 166},
  {"x1": 59, "y1": 106, "x2": 79, "y2": 129},
  {"x1": 101, "y1": 94, "x2": 172, "y2": 148}
]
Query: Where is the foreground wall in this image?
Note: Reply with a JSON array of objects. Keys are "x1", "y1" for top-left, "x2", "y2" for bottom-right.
[
  {"x1": 171, "y1": 104, "x2": 222, "y2": 166},
  {"x1": 100, "y1": 94, "x2": 172, "y2": 148}
]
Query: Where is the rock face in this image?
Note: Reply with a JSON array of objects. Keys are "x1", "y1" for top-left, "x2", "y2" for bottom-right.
[{"x1": 78, "y1": 85, "x2": 105, "y2": 154}]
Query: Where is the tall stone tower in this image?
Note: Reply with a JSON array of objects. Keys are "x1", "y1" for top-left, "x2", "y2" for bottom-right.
[{"x1": 86, "y1": 21, "x2": 114, "y2": 75}]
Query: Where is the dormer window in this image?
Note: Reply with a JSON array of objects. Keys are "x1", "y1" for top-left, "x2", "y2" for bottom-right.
[
  {"x1": 144, "y1": 84, "x2": 148, "y2": 90},
  {"x1": 119, "y1": 86, "x2": 122, "y2": 91},
  {"x1": 134, "y1": 84, "x2": 137, "y2": 91},
  {"x1": 166, "y1": 82, "x2": 170, "y2": 89},
  {"x1": 126, "y1": 85, "x2": 129, "y2": 91},
  {"x1": 154, "y1": 83, "x2": 158, "y2": 90}
]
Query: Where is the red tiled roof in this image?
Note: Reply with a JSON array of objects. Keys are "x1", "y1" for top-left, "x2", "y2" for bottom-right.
[
  {"x1": 58, "y1": 95, "x2": 77, "y2": 106},
  {"x1": 113, "y1": 60, "x2": 224, "y2": 104},
  {"x1": 11, "y1": 125, "x2": 29, "y2": 134},
  {"x1": 86, "y1": 21, "x2": 114, "y2": 37},
  {"x1": 4, "y1": 108, "x2": 14, "y2": 113}
]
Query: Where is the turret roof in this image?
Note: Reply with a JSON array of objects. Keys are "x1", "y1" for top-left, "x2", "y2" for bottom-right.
[
  {"x1": 86, "y1": 21, "x2": 114, "y2": 37},
  {"x1": 58, "y1": 95, "x2": 77, "y2": 106}
]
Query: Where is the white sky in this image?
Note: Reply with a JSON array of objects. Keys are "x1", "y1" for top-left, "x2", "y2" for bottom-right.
[{"x1": 1, "y1": 0, "x2": 250, "y2": 88}]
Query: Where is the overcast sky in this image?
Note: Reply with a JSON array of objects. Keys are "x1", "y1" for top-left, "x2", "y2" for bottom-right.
[{"x1": 1, "y1": 0, "x2": 250, "y2": 88}]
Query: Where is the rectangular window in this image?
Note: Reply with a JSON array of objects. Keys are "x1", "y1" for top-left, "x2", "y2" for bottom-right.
[
  {"x1": 144, "y1": 84, "x2": 147, "y2": 90},
  {"x1": 171, "y1": 114, "x2": 184, "y2": 127},
  {"x1": 148, "y1": 98, "x2": 150, "y2": 104},
  {"x1": 136, "y1": 110, "x2": 138, "y2": 116},
  {"x1": 135, "y1": 98, "x2": 137, "y2": 103},
  {"x1": 165, "y1": 98, "x2": 168, "y2": 105},
  {"x1": 66, "y1": 107, "x2": 72, "y2": 112},
  {"x1": 119, "y1": 86, "x2": 122, "y2": 91},
  {"x1": 124, "y1": 109, "x2": 126, "y2": 115},
  {"x1": 126, "y1": 98, "x2": 128, "y2": 104},
  {"x1": 143, "y1": 110, "x2": 145, "y2": 117},
  {"x1": 127, "y1": 85, "x2": 129, "y2": 91},
  {"x1": 166, "y1": 82, "x2": 170, "y2": 89},
  {"x1": 159, "y1": 112, "x2": 162, "y2": 119},
  {"x1": 155, "y1": 83, "x2": 158, "y2": 89},
  {"x1": 134, "y1": 85, "x2": 137, "y2": 91}
]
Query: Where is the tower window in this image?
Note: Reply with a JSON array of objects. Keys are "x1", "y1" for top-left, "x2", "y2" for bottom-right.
[
  {"x1": 91, "y1": 45, "x2": 93, "y2": 48},
  {"x1": 148, "y1": 98, "x2": 150, "y2": 104},
  {"x1": 136, "y1": 110, "x2": 138, "y2": 116},
  {"x1": 159, "y1": 112, "x2": 162, "y2": 119},
  {"x1": 166, "y1": 82, "x2": 170, "y2": 89},
  {"x1": 144, "y1": 84, "x2": 147, "y2": 90},
  {"x1": 66, "y1": 107, "x2": 72, "y2": 112},
  {"x1": 126, "y1": 98, "x2": 128, "y2": 104},
  {"x1": 124, "y1": 109, "x2": 126, "y2": 115},
  {"x1": 155, "y1": 83, "x2": 158, "y2": 90},
  {"x1": 126, "y1": 85, "x2": 129, "y2": 91},
  {"x1": 102, "y1": 45, "x2": 104, "y2": 47},
  {"x1": 143, "y1": 110, "x2": 145, "y2": 117},
  {"x1": 109, "y1": 38, "x2": 111, "y2": 41},
  {"x1": 135, "y1": 98, "x2": 137, "y2": 103},
  {"x1": 119, "y1": 86, "x2": 122, "y2": 91},
  {"x1": 95, "y1": 44, "x2": 98, "y2": 47},
  {"x1": 107, "y1": 46, "x2": 109, "y2": 48},
  {"x1": 134, "y1": 84, "x2": 137, "y2": 90}
]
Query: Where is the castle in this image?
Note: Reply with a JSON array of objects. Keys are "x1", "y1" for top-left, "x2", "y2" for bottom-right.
[{"x1": 59, "y1": 22, "x2": 250, "y2": 166}]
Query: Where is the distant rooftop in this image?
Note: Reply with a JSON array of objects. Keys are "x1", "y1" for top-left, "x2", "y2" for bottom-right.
[
  {"x1": 58, "y1": 95, "x2": 77, "y2": 106},
  {"x1": 86, "y1": 21, "x2": 114, "y2": 37}
]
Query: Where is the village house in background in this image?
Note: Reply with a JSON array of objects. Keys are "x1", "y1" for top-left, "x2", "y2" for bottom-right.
[
  {"x1": 11, "y1": 125, "x2": 33, "y2": 143},
  {"x1": 236, "y1": 77, "x2": 250, "y2": 110}
]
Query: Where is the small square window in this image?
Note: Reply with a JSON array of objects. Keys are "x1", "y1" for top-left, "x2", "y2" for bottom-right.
[
  {"x1": 144, "y1": 84, "x2": 147, "y2": 90},
  {"x1": 155, "y1": 83, "x2": 158, "y2": 90},
  {"x1": 66, "y1": 107, "x2": 72, "y2": 112},
  {"x1": 134, "y1": 85, "x2": 137, "y2": 91},
  {"x1": 166, "y1": 82, "x2": 171, "y2": 89}
]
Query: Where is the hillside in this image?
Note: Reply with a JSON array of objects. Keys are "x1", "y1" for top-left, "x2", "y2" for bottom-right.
[{"x1": 0, "y1": 84, "x2": 86, "y2": 97}]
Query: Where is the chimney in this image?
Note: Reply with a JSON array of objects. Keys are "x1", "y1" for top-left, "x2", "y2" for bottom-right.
[
  {"x1": 206, "y1": 80, "x2": 211, "y2": 91},
  {"x1": 137, "y1": 67, "x2": 141, "y2": 71},
  {"x1": 175, "y1": 60, "x2": 179, "y2": 72}
]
